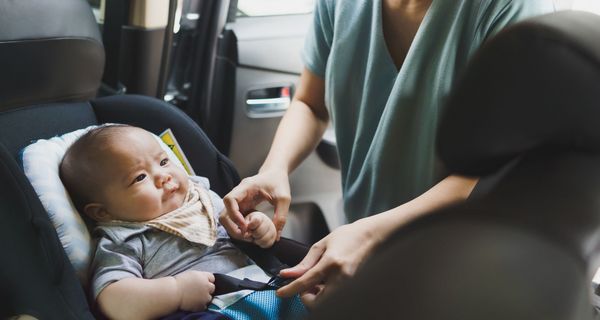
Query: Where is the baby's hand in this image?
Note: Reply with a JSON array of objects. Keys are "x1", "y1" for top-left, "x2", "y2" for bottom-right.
[
  {"x1": 173, "y1": 271, "x2": 215, "y2": 312},
  {"x1": 245, "y1": 211, "x2": 277, "y2": 248}
]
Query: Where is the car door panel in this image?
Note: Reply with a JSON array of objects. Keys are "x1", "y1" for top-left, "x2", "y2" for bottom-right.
[{"x1": 227, "y1": 13, "x2": 344, "y2": 241}]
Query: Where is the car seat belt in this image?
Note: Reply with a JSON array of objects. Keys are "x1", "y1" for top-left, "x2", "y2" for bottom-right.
[
  {"x1": 213, "y1": 273, "x2": 293, "y2": 296},
  {"x1": 213, "y1": 237, "x2": 308, "y2": 295}
]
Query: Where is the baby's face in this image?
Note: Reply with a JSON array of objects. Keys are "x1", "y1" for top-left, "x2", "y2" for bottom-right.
[{"x1": 95, "y1": 128, "x2": 189, "y2": 222}]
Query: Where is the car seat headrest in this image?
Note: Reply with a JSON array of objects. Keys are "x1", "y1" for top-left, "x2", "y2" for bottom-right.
[
  {"x1": 0, "y1": 0, "x2": 104, "y2": 111},
  {"x1": 437, "y1": 11, "x2": 600, "y2": 176}
]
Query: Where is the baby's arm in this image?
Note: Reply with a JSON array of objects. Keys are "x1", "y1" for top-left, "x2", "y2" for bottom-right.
[
  {"x1": 245, "y1": 211, "x2": 277, "y2": 248},
  {"x1": 97, "y1": 271, "x2": 215, "y2": 320}
]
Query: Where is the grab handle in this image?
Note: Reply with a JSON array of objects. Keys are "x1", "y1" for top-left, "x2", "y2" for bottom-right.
[{"x1": 246, "y1": 85, "x2": 293, "y2": 117}]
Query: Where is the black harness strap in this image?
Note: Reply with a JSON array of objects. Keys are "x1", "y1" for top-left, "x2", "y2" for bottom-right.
[{"x1": 213, "y1": 237, "x2": 309, "y2": 295}]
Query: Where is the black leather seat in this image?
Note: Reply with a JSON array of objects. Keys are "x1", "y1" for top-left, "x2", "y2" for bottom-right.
[
  {"x1": 310, "y1": 11, "x2": 600, "y2": 320},
  {"x1": 0, "y1": 1, "x2": 240, "y2": 319}
]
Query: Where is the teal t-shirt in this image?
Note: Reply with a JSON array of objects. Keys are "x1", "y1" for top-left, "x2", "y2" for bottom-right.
[{"x1": 303, "y1": 0, "x2": 555, "y2": 222}]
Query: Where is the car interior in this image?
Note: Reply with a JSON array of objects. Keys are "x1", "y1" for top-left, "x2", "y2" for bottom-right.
[{"x1": 1, "y1": 0, "x2": 600, "y2": 319}]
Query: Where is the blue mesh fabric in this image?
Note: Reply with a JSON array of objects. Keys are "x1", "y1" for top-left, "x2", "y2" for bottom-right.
[{"x1": 212, "y1": 291, "x2": 307, "y2": 320}]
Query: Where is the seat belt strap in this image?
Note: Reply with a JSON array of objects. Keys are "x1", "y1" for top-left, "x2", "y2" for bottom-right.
[
  {"x1": 213, "y1": 273, "x2": 295, "y2": 296},
  {"x1": 212, "y1": 238, "x2": 308, "y2": 295}
]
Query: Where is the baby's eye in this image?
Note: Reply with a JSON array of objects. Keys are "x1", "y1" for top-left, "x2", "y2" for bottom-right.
[
  {"x1": 133, "y1": 174, "x2": 146, "y2": 184},
  {"x1": 160, "y1": 158, "x2": 169, "y2": 166}
]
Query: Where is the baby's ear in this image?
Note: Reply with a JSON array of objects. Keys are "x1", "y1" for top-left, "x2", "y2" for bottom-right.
[{"x1": 84, "y1": 203, "x2": 110, "y2": 222}]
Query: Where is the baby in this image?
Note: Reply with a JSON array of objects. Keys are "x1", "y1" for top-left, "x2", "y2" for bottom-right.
[{"x1": 59, "y1": 124, "x2": 277, "y2": 320}]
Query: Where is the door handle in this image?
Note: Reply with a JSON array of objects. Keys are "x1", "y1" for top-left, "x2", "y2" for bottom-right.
[{"x1": 246, "y1": 85, "x2": 293, "y2": 117}]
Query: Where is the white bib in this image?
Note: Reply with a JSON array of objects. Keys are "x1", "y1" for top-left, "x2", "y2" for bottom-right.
[{"x1": 144, "y1": 181, "x2": 217, "y2": 246}]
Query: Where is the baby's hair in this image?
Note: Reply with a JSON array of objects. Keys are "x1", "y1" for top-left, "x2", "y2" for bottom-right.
[{"x1": 59, "y1": 124, "x2": 133, "y2": 213}]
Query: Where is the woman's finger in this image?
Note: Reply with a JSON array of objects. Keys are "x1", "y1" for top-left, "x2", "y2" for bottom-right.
[
  {"x1": 277, "y1": 242, "x2": 328, "y2": 297},
  {"x1": 299, "y1": 284, "x2": 325, "y2": 309},
  {"x1": 270, "y1": 192, "x2": 290, "y2": 240},
  {"x1": 279, "y1": 240, "x2": 326, "y2": 278},
  {"x1": 219, "y1": 214, "x2": 244, "y2": 239},
  {"x1": 299, "y1": 292, "x2": 318, "y2": 309},
  {"x1": 276, "y1": 260, "x2": 328, "y2": 298},
  {"x1": 223, "y1": 193, "x2": 248, "y2": 231}
]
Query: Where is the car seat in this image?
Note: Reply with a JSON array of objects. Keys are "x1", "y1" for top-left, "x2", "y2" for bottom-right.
[
  {"x1": 309, "y1": 11, "x2": 600, "y2": 320},
  {"x1": 0, "y1": 0, "x2": 306, "y2": 319}
]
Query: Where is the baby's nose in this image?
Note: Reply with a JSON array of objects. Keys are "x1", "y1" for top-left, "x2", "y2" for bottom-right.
[{"x1": 155, "y1": 172, "x2": 172, "y2": 187}]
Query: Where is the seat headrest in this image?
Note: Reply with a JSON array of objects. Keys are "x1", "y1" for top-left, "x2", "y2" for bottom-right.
[
  {"x1": 0, "y1": 0, "x2": 104, "y2": 111},
  {"x1": 438, "y1": 11, "x2": 600, "y2": 176}
]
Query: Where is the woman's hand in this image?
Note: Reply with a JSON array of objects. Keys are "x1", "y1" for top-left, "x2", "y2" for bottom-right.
[
  {"x1": 276, "y1": 175, "x2": 479, "y2": 307},
  {"x1": 221, "y1": 169, "x2": 291, "y2": 240},
  {"x1": 276, "y1": 217, "x2": 383, "y2": 308}
]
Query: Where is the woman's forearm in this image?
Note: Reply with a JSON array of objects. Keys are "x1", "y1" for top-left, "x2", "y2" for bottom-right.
[
  {"x1": 367, "y1": 175, "x2": 479, "y2": 244},
  {"x1": 260, "y1": 99, "x2": 328, "y2": 174},
  {"x1": 97, "y1": 276, "x2": 180, "y2": 320},
  {"x1": 277, "y1": 175, "x2": 478, "y2": 299}
]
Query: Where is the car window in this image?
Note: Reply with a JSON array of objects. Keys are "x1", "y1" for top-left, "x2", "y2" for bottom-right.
[
  {"x1": 572, "y1": 0, "x2": 600, "y2": 14},
  {"x1": 87, "y1": 0, "x2": 104, "y2": 24},
  {"x1": 237, "y1": 0, "x2": 314, "y2": 17}
]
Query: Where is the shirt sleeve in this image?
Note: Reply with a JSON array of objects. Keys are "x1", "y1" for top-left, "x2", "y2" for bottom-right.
[
  {"x1": 476, "y1": 0, "x2": 555, "y2": 42},
  {"x1": 302, "y1": 0, "x2": 335, "y2": 78},
  {"x1": 90, "y1": 232, "x2": 143, "y2": 301}
]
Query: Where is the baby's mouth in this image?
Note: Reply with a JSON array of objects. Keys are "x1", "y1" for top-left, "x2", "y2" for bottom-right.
[
  {"x1": 166, "y1": 180, "x2": 190, "y2": 207},
  {"x1": 162, "y1": 181, "x2": 180, "y2": 202}
]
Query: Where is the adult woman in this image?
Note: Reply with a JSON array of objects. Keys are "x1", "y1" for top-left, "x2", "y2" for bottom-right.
[{"x1": 220, "y1": 0, "x2": 555, "y2": 306}]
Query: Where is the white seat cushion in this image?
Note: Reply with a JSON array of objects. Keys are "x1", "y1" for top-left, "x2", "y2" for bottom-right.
[{"x1": 21, "y1": 124, "x2": 184, "y2": 283}]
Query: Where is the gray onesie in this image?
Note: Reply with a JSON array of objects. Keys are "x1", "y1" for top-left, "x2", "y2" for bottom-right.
[{"x1": 89, "y1": 177, "x2": 252, "y2": 300}]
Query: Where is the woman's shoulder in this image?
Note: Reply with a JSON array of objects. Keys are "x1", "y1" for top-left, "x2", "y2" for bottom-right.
[
  {"x1": 474, "y1": 0, "x2": 555, "y2": 18},
  {"x1": 464, "y1": 0, "x2": 555, "y2": 40}
]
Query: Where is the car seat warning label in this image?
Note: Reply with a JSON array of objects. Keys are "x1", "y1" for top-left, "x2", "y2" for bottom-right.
[{"x1": 160, "y1": 128, "x2": 196, "y2": 176}]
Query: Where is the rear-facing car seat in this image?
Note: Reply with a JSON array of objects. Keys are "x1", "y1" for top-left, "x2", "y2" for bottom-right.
[
  {"x1": 0, "y1": 0, "x2": 306, "y2": 318},
  {"x1": 309, "y1": 10, "x2": 600, "y2": 320}
]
